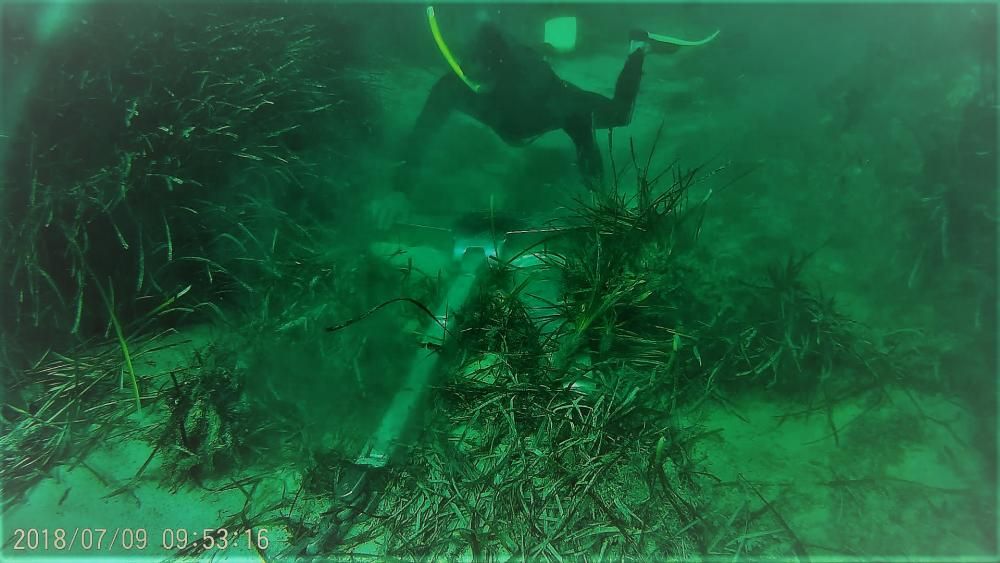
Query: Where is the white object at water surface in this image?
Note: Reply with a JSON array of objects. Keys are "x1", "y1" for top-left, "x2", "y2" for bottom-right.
[{"x1": 544, "y1": 16, "x2": 577, "y2": 53}]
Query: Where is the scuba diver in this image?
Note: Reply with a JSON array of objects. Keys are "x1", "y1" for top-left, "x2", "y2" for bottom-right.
[{"x1": 373, "y1": 12, "x2": 719, "y2": 228}]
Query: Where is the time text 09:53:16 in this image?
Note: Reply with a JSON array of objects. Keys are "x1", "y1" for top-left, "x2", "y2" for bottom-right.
[{"x1": 162, "y1": 528, "x2": 270, "y2": 551}]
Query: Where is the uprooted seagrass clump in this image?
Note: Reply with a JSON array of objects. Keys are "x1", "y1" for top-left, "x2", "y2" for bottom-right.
[{"x1": 154, "y1": 345, "x2": 258, "y2": 489}]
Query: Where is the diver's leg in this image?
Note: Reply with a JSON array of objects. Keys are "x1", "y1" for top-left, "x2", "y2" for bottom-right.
[
  {"x1": 554, "y1": 49, "x2": 645, "y2": 189},
  {"x1": 591, "y1": 48, "x2": 645, "y2": 129},
  {"x1": 555, "y1": 48, "x2": 644, "y2": 132}
]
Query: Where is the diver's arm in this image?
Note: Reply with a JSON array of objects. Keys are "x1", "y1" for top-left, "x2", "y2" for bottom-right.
[
  {"x1": 563, "y1": 113, "x2": 604, "y2": 191},
  {"x1": 394, "y1": 73, "x2": 471, "y2": 193}
]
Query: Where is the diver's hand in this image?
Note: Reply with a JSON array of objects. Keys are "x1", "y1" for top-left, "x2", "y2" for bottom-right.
[{"x1": 370, "y1": 191, "x2": 411, "y2": 230}]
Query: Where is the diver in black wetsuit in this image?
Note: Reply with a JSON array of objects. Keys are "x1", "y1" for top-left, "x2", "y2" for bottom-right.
[{"x1": 373, "y1": 23, "x2": 715, "y2": 227}]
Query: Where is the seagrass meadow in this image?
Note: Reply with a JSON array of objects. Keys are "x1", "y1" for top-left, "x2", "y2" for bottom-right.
[{"x1": 1, "y1": 2, "x2": 996, "y2": 561}]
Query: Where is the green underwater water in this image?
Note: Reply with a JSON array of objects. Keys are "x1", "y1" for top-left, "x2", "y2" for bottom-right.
[{"x1": 1, "y1": 2, "x2": 997, "y2": 560}]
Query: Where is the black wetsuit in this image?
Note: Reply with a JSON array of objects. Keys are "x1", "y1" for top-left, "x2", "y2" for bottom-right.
[{"x1": 396, "y1": 23, "x2": 645, "y2": 191}]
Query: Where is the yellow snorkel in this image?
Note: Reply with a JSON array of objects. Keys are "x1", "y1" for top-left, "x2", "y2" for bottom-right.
[{"x1": 426, "y1": 6, "x2": 481, "y2": 93}]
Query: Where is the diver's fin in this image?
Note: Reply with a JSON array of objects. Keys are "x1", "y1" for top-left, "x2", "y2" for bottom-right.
[{"x1": 630, "y1": 28, "x2": 720, "y2": 54}]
